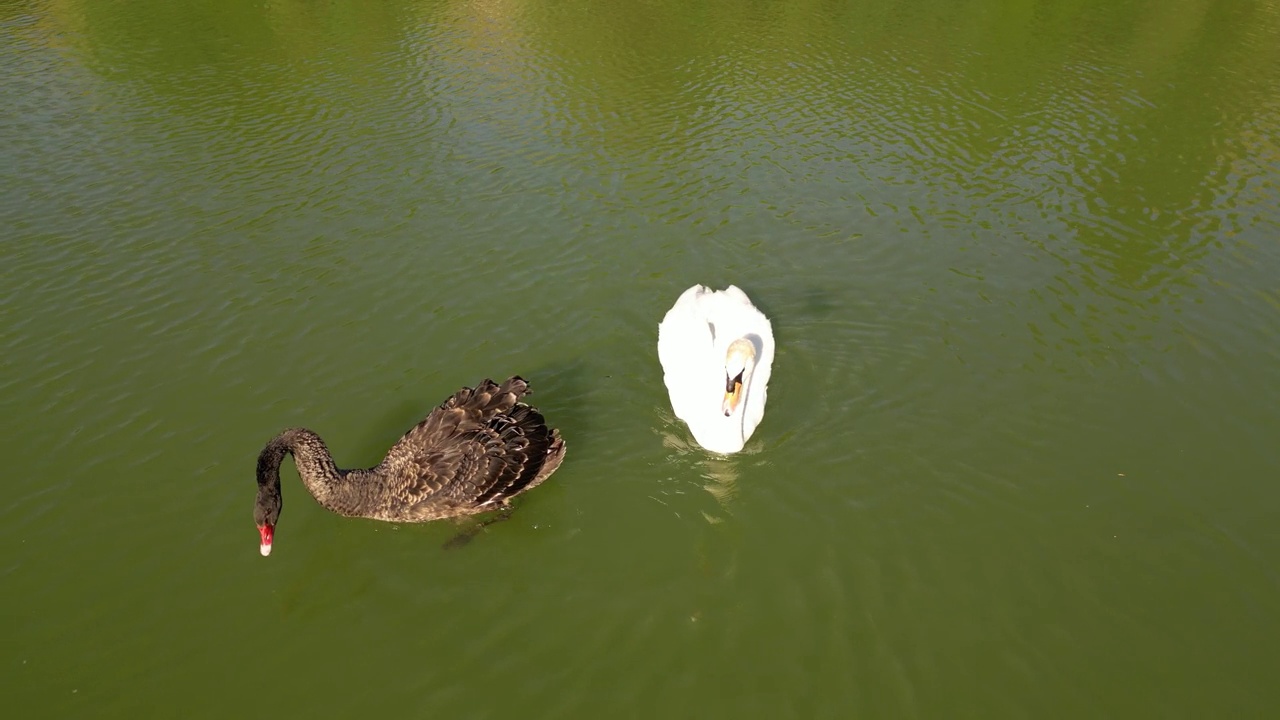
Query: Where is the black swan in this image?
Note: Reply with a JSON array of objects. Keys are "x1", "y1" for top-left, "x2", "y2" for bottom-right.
[{"x1": 253, "y1": 376, "x2": 566, "y2": 556}]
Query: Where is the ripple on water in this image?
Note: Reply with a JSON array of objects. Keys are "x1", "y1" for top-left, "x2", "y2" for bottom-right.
[{"x1": 4, "y1": 0, "x2": 1280, "y2": 715}]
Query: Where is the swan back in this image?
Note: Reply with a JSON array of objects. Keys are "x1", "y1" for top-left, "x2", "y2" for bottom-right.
[
  {"x1": 657, "y1": 284, "x2": 774, "y2": 454},
  {"x1": 376, "y1": 376, "x2": 566, "y2": 517}
]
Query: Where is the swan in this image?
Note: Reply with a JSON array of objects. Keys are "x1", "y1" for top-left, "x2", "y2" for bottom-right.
[
  {"x1": 253, "y1": 376, "x2": 565, "y2": 556},
  {"x1": 657, "y1": 284, "x2": 774, "y2": 454}
]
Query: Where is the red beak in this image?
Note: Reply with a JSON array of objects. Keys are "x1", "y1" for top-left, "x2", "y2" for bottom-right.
[{"x1": 258, "y1": 524, "x2": 274, "y2": 557}]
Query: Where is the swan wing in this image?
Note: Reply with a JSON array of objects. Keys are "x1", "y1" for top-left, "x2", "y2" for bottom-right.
[
  {"x1": 658, "y1": 285, "x2": 719, "y2": 426},
  {"x1": 379, "y1": 377, "x2": 565, "y2": 518},
  {"x1": 739, "y1": 297, "x2": 774, "y2": 442}
]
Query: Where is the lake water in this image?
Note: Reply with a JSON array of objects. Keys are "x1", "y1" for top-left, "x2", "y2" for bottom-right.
[{"x1": 3, "y1": 0, "x2": 1279, "y2": 717}]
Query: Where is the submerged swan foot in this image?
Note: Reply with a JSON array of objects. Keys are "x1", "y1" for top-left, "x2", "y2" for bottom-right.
[{"x1": 442, "y1": 507, "x2": 516, "y2": 550}]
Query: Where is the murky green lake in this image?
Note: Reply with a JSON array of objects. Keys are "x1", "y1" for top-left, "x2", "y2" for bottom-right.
[{"x1": 4, "y1": 0, "x2": 1279, "y2": 716}]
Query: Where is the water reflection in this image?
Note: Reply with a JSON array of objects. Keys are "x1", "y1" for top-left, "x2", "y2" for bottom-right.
[{"x1": 658, "y1": 420, "x2": 769, "y2": 523}]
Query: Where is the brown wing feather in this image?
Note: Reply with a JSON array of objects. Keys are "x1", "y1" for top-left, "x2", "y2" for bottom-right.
[
  {"x1": 472, "y1": 403, "x2": 564, "y2": 506},
  {"x1": 371, "y1": 376, "x2": 564, "y2": 521}
]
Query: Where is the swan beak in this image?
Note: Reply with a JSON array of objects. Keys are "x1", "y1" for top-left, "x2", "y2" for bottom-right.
[
  {"x1": 258, "y1": 524, "x2": 274, "y2": 557},
  {"x1": 722, "y1": 381, "x2": 743, "y2": 417}
]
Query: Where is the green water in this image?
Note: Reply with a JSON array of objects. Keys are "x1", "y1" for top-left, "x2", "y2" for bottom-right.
[{"x1": 3, "y1": 0, "x2": 1279, "y2": 716}]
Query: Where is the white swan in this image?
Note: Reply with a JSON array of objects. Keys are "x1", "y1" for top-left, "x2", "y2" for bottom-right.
[{"x1": 657, "y1": 284, "x2": 774, "y2": 454}]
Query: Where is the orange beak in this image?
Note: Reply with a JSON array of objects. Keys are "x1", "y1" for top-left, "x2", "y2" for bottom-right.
[{"x1": 721, "y1": 380, "x2": 743, "y2": 416}]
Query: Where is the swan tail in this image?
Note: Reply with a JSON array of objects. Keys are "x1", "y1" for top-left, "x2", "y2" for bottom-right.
[{"x1": 473, "y1": 403, "x2": 566, "y2": 506}]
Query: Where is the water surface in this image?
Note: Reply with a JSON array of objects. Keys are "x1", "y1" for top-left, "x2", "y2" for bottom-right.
[{"x1": 3, "y1": 0, "x2": 1279, "y2": 717}]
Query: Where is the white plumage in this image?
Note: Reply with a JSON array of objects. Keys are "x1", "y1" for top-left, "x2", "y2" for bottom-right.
[{"x1": 657, "y1": 284, "x2": 775, "y2": 454}]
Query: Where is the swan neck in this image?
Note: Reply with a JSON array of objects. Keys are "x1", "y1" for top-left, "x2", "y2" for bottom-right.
[
  {"x1": 257, "y1": 428, "x2": 343, "y2": 503},
  {"x1": 733, "y1": 366, "x2": 752, "y2": 434},
  {"x1": 725, "y1": 345, "x2": 756, "y2": 445}
]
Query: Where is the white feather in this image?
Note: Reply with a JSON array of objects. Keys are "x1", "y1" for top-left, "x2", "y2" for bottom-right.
[{"x1": 657, "y1": 284, "x2": 774, "y2": 454}]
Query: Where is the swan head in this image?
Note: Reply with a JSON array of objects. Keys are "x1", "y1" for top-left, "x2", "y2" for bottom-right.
[
  {"x1": 721, "y1": 338, "x2": 757, "y2": 417},
  {"x1": 254, "y1": 456, "x2": 284, "y2": 557},
  {"x1": 253, "y1": 490, "x2": 281, "y2": 557}
]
